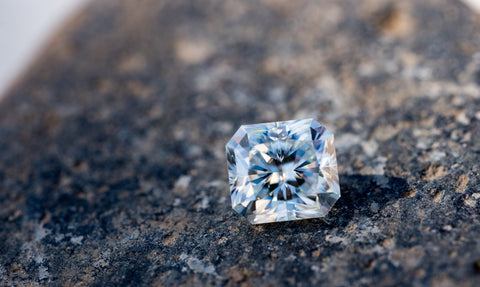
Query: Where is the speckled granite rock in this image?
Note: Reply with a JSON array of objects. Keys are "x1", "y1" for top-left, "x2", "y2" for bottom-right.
[{"x1": 1, "y1": 0, "x2": 480, "y2": 286}]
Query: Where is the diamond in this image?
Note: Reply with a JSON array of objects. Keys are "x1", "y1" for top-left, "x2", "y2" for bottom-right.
[{"x1": 226, "y1": 119, "x2": 340, "y2": 224}]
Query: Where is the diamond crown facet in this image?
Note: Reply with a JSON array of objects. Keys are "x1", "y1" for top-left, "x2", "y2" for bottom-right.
[{"x1": 226, "y1": 119, "x2": 340, "y2": 224}]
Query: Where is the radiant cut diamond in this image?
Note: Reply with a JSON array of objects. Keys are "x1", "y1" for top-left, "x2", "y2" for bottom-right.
[{"x1": 226, "y1": 119, "x2": 340, "y2": 224}]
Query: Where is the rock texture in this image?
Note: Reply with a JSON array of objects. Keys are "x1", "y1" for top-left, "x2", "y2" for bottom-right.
[{"x1": 1, "y1": 0, "x2": 480, "y2": 286}]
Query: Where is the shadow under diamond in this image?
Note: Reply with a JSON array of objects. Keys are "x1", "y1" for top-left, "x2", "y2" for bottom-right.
[{"x1": 247, "y1": 174, "x2": 409, "y2": 234}]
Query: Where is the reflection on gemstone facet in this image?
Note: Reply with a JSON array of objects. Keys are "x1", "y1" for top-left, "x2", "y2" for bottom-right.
[{"x1": 226, "y1": 119, "x2": 340, "y2": 224}]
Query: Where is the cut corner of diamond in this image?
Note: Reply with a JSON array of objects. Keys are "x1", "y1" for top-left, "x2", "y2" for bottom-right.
[{"x1": 226, "y1": 119, "x2": 340, "y2": 224}]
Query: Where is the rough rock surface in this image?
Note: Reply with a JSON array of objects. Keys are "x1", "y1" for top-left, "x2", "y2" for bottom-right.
[{"x1": 1, "y1": 0, "x2": 480, "y2": 286}]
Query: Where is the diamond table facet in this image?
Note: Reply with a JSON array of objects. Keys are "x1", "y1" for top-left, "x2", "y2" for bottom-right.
[{"x1": 226, "y1": 119, "x2": 340, "y2": 224}]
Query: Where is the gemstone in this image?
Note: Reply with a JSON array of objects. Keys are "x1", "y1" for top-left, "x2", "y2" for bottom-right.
[{"x1": 226, "y1": 119, "x2": 340, "y2": 224}]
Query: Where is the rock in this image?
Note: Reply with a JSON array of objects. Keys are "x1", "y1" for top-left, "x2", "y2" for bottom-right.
[{"x1": 1, "y1": 0, "x2": 480, "y2": 286}]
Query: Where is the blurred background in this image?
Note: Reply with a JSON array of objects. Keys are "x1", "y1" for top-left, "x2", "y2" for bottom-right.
[
  {"x1": 0, "y1": 0, "x2": 88, "y2": 99},
  {"x1": 0, "y1": 0, "x2": 479, "y2": 100}
]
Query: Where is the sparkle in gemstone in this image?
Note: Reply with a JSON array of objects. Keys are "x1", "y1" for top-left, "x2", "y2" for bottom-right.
[{"x1": 226, "y1": 119, "x2": 340, "y2": 224}]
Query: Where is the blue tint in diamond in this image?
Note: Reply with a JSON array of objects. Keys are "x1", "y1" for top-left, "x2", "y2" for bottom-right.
[{"x1": 226, "y1": 119, "x2": 340, "y2": 224}]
